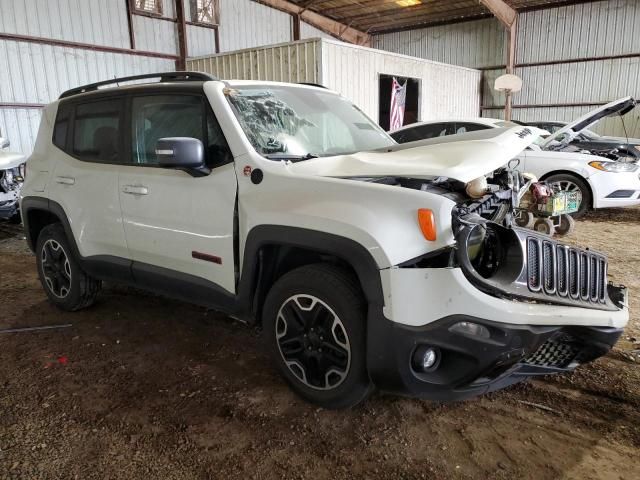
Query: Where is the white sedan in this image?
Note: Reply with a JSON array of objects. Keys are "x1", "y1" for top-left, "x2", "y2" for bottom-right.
[{"x1": 390, "y1": 98, "x2": 640, "y2": 217}]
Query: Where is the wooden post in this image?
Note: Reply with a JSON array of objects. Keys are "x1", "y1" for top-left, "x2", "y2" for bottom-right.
[
  {"x1": 125, "y1": 0, "x2": 136, "y2": 50},
  {"x1": 292, "y1": 13, "x2": 301, "y2": 41},
  {"x1": 175, "y1": 0, "x2": 188, "y2": 70}
]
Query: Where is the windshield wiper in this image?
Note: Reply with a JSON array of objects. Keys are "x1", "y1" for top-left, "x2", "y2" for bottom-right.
[{"x1": 262, "y1": 153, "x2": 319, "y2": 162}]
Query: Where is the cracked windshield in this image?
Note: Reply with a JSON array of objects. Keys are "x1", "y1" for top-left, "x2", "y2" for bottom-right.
[{"x1": 226, "y1": 86, "x2": 395, "y2": 159}]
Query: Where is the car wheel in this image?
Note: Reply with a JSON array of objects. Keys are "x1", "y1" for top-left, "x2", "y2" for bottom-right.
[
  {"x1": 514, "y1": 210, "x2": 535, "y2": 229},
  {"x1": 534, "y1": 218, "x2": 555, "y2": 235},
  {"x1": 263, "y1": 263, "x2": 373, "y2": 409},
  {"x1": 553, "y1": 214, "x2": 575, "y2": 237},
  {"x1": 36, "y1": 223, "x2": 101, "y2": 311},
  {"x1": 545, "y1": 173, "x2": 592, "y2": 218}
]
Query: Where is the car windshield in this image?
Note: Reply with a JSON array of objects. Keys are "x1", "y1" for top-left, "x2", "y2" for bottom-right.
[{"x1": 226, "y1": 85, "x2": 395, "y2": 159}]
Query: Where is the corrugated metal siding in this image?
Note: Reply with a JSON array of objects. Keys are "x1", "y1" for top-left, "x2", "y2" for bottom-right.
[
  {"x1": 187, "y1": 25, "x2": 217, "y2": 57},
  {"x1": 188, "y1": 39, "x2": 481, "y2": 122},
  {"x1": 217, "y1": 0, "x2": 292, "y2": 53},
  {"x1": 0, "y1": 39, "x2": 174, "y2": 155},
  {"x1": 0, "y1": 108, "x2": 42, "y2": 156},
  {"x1": 373, "y1": 18, "x2": 505, "y2": 69},
  {"x1": 188, "y1": 39, "x2": 320, "y2": 83},
  {"x1": 132, "y1": 15, "x2": 178, "y2": 55},
  {"x1": 0, "y1": 0, "x2": 130, "y2": 48},
  {"x1": 517, "y1": 0, "x2": 640, "y2": 64},
  {"x1": 514, "y1": 58, "x2": 640, "y2": 106},
  {"x1": 300, "y1": 22, "x2": 334, "y2": 41}
]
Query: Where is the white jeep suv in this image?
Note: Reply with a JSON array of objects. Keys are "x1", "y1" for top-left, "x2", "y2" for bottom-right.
[{"x1": 21, "y1": 72, "x2": 628, "y2": 409}]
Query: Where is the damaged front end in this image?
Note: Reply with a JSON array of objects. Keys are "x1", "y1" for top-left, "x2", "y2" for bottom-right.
[
  {"x1": 454, "y1": 220, "x2": 627, "y2": 311},
  {"x1": 0, "y1": 132, "x2": 26, "y2": 222}
]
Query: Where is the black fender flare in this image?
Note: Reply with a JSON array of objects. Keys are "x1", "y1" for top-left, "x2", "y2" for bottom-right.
[
  {"x1": 21, "y1": 196, "x2": 81, "y2": 256},
  {"x1": 237, "y1": 225, "x2": 385, "y2": 313}
]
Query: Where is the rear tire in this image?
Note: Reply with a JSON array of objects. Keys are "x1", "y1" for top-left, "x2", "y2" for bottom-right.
[
  {"x1": 263, "y1": 263, "x2": 373, "y2": 409},
  {"x1": 36, "y1": 223, "x2": 101, "y2": 311},
  {"x1": 545, "y1": 173, "x2": 591, "y2": 218}
]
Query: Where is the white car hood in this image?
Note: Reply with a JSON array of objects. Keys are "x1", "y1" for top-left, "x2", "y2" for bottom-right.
[
  {"x1": 541, "y1": 96, "x2": 636, "y2": 148},
  {"x1": 0, "y1": 150, "x2": 26, "y2": 170},
  {"x1": 287, "y1": 127, "x2": 546, "y2": 183}
]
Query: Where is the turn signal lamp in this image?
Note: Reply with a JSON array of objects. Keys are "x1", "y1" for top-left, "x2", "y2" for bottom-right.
[{"x1": 417, "y1": 209, "x2": 436, "y2": 241}]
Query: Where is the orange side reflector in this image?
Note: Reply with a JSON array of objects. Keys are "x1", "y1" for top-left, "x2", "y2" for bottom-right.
[{"x1": 417, "y1": 209, "x2": 437, "y2": 241}]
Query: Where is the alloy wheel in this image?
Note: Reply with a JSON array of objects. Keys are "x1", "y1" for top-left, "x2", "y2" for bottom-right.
[
  {"x1": 41, "y1": 239, "x2": 72, "y2": 299},
  {"x1": 275, "y1": 294, "x2": 351, "y2": 390},
  {"x1": 551, "y1": 180, "x2": 580, "y2": 193}
]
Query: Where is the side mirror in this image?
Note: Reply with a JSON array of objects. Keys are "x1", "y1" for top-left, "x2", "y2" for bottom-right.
[
  {"x1": 0, "y1": 137, "x2": 9, "y2": 149},
  {"x1": 155, "y1": 137, "x2": 209, "y2": 177}
]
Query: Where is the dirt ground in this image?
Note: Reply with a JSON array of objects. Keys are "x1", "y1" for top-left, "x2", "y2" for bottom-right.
[{"x1": 1, "y1": 211, "x2": 639, "y2": 480}]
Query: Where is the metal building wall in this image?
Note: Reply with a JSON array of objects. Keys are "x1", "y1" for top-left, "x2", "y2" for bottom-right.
[
  {"x1": 183, "y1": 0, "x2": 217, "y2": 58},
  {"x1": 373, "y1": 18, "x2": 505, "y2": 69},
  {"x1": 0, "y1": 0, "x2": 130, "y2": 48},
  {"x1": 300, "y1": 22, "x2": 334, "y2": 41},
  {"x1": 0, "y1": 0, "x2": 180, "y2": 155},
  {"x1": 217, "y1": 0, "x2": 292, "y2": 53},
  {"x1": 187, "y1": 38, "x2": 481, "y2": 123},
  {"x1": 373, "y1": 0, "x2": 640, "y2": 137}
]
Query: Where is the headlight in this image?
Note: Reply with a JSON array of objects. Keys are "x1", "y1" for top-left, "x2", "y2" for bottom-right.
[
  {"x1": 589, "y1": 161, "x2": 638, "y2": 172},
  {"x1": 457, "y1": 223, "x2": 523, "y2": 283},
  {"x1": 466, "y1": 224, "x2": 487, "y2": 262}
]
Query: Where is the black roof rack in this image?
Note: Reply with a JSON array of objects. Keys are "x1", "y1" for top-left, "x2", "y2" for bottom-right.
[{"x1": 59, "y1": 71, "x2": 219, "y2": 99}]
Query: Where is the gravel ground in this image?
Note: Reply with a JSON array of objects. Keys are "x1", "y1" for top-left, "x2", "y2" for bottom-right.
[{"x1": 1, "y1": 211, "x2": 639, "y2": 480}]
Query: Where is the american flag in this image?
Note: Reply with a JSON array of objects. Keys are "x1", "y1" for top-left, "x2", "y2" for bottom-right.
[{"x1": 389, "y1": 77, "x2": 407, "y2": 131}]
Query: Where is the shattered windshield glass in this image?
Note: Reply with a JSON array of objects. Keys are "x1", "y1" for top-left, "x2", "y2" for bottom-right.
[{"x1": 226, "y1": 86, "x2": 395, "y2": 159}]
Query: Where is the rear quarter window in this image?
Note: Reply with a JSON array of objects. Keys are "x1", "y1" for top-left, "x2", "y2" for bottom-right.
[{"x1": 52, "y1": 103, "x2": 72, "y2": 151}]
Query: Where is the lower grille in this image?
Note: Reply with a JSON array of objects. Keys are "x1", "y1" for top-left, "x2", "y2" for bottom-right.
[
  {"x1": 526, "y1": 237, "x2": 607, "y2": 305},
  {"x1": 524, "y1": 334, "x2": 580, "y2": 368}
]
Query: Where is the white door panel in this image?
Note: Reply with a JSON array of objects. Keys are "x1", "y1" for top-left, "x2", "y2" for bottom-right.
[
  {"x1": 48, "y1": 155, "x2": 128, "y2": 259},
  {"x1": 118, "y1": 163, "x2": 238, "y2": 293}
]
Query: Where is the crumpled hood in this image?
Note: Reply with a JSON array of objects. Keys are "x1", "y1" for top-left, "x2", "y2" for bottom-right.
[
  {"x1": 541, "y1": 96, "x2": 636, "y2": 149},
  {"x1": 0, "y1": 150, "x2": 26, "y2": 170},
  {"x1": 287, "y1": 126, "x2": 546, "y2": 183}
]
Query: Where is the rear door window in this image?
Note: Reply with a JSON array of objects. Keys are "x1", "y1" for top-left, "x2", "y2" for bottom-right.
[{"x1": 72, "y1": 99, "x2": 123, "y2": 163}]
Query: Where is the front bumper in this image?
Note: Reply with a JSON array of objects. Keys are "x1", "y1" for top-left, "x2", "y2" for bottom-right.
[
  {"x1": 589, "y1": 170, "x2": 640, "y2": 208},
  {"x1": 367, "y1": 313, "x2": 623, "y2": 401}
]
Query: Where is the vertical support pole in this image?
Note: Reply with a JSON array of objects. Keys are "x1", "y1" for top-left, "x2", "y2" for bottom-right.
[
  {"x1": 125, "y1": 0, "x2": 136, "y2": 50},
  {"x1": 214, "y1": 27, "x2": 220, "y2": 54},
  {"x1": 292, "y1": 13, "x2": 301, "y2": 41},
  {"x1": 504, "y1": 16, "x2": 517, "y2": 121},
  {"x1": 175, "y1": 0, "x2": 188, "y2": 70}
]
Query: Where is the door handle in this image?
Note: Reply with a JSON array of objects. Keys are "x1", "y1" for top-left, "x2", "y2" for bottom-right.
[
  {"x1": 122, "y1": 185, "x2": 149, "y2": 196},
  {"x1": 55, "y1": 176, "x2": 75, "y2": 185}
]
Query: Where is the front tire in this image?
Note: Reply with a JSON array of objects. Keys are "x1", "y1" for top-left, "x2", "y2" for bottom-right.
[
  {"x1": 36, "y1": 223, "x2": 101, "y2": 311},
  {"x1": 263, "y1": 264, "x2": 373, "y2": 409},
  {"x1": 545, "y1": 173, "x2": 592, "y2": 218}
]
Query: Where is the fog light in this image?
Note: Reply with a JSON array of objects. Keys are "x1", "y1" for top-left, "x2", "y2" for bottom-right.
[
  {"x1": 413, "y1": 346, "x2": 440, "y2": 372},
  {"x1": 449, "y1": 321, "x2": 490, "y2": 339}
]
